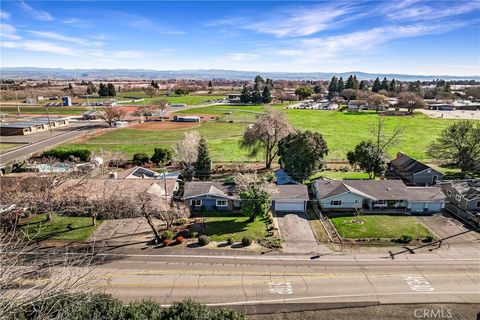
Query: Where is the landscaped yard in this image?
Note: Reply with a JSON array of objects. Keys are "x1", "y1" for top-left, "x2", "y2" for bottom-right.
[
  {"x1": 19, "y1": 214, "x2": 102, "y2": 241},
  {"x1": 330, "y1": 215, "x2": 432, "y2": 239},
  {"x1": 62, "y1": 106, "x2": 459, "y2": 163},
  {"x1": 200, "y1": 212, "x2": 268, "y2": 242}
]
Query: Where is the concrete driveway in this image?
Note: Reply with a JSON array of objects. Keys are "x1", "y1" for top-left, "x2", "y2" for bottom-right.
[
  {"x1": 415, "y1": 212, "x2": 480, "y2": 244},
  {"x1": 89, "y1": 218, "x2": 159, "y2": 244},
  {"x1": 274, "y1": 211, "x2": 330, "y2": 254}
]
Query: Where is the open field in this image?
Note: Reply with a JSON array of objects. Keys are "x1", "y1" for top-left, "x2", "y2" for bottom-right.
[
  {"x1": 61, "y1": 105, "x2": 461, "y2": 163},
  {"x1": 19, "y1": 214, "x2": 102, "y2": 241},
  {"x1": 0, "y1": 106, "x2": 95, "y2": 115},
  {"x1": 330, "y1": 215, "x2": 433, "y2": 239},
  {"x1": 116, "y1": 92, "x2": 226, "y2": 106},
  {"x1": 200, "y1": 211, "x2": 268, "y2": 242}
]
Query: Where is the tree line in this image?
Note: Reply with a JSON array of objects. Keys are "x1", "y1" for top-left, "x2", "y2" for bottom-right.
[{"x1": 240, "y1": 75, "x2": 273, "y2": 104}]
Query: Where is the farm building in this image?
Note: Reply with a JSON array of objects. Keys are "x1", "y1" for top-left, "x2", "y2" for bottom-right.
[
  {"x1": 0, "y1": 117, "x2": 70, "y2": 136},
  {"x1": 173, "y1": 115, "x2": 200, "y2": 122}
]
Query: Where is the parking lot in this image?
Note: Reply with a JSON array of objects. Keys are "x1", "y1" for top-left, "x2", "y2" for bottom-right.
[{"x1": 420, "y1": 109, "x2": 480, "y2": 120}]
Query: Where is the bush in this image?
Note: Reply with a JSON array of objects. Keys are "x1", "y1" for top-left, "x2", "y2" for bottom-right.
[
  {"x1": 198, "y1": 235, "x2": 209, "y2": 246},
  {"x1": 182, "y1": 229, "x2": 191, "y2": 238},
  {"x1": 132, "y1": 153, "x2": 149, "y2": 165},
  {"x1": 258, "y1": 237, "x2": 281, "y2": 249},
  {"x1": 163, "y1": 299, "x2": 246, "y2": 320},
  {"x1": 123, "y1": 299, "x2": 163, "y2": 320},
  {"x1": 423, "y1": 235, "x2": 434, "y2": 243},
  {"x1": 175, "y1": 218, "x2": 188, "y2": 226},
  {"x1": 227, "y1": 237, "x2": 234, "y2": 245},
  {"x1": 190, "y1": 231, "x2": 199, "y2": 238},
  {"x1": 397, "y1": 234, "x2": 413, "y2": 244},
  {"x1": 164, "y1": 239, "x2": 173, "y2": 247},
  {"x1": 150, "y1": 147, "x2": 172, "y2": 166},
  {"x1": 161, "y1": 230, "x2": 174, "y2": 240},
  {"x1": 42, "y1": 148, "x2": 91, "y2": 162},
  {"x1": 241, "y1": 236, "x2": 252, "y2": 247},
  {"x1": 175, "y1": 236, "x2": 186, "y2": 244}
]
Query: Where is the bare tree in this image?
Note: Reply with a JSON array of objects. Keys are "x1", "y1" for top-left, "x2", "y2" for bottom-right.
[
  {"x1": 370, "y1": 117, "x2": 404, "y2": 155},
  {"x1": 99, "y1": 106, "x2": 127, "y2": 127},
  {"x1": 173, "y1": 131, "x2": 201, "y2": 167},
  {"x1": 397, "y1": 92, "x2": 426, "y2": 114},
  {"x1": 133, "y1": 105, "x2": 154, "y2": 121},
  {"x1": 144, "y1": 86, "x2": 158, "y2": 98},
  {"x1": 155, "y1": 99, "x2": 168, "y2": 121},
  {"x1": 340, "y1": 89, "x2": 358, "y2": 103},
  {"x1": 240, "y1": 107, "x2": 293, "y2": 168},
  {"x1": 366, "y1": 93, "x2": 390, "y2": 113}
]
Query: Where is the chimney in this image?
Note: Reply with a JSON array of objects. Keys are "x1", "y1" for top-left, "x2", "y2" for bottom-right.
[{"x1": 396, "y1": 152, "x2": 405, "y2": 160}]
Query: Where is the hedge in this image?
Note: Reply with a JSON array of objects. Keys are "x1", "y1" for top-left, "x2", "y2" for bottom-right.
[{"x1": 42, "y1": 149, "x2": 91, "y2": 162}]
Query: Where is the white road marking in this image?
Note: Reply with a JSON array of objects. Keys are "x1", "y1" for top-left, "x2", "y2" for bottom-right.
[
  {"x1": 269, "y1": 282, "x2": 293, "y2": 295},
  {"x1": 404, "y1": 276, "x2": 435, "y2": 291}
]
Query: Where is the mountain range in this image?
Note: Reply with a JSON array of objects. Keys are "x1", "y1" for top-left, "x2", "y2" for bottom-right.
[{"x1": 1, "y1": 67, "x2": 478, "y2": 81}]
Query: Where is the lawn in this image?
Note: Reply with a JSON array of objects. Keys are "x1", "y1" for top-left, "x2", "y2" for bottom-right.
[
  {"x1": 19, "y1": 214, "x2": 102, "y2": 241},
  {"x1": 201, "y1": 212, "x2": 268, "y2": 242},
  {"x1": 330, "y1": 215, "x2": 432, "y2": 239},
  {"x1": 116, "y1": 92, "x2": 226, "y2": 106},
  {"x1": 63, "y1": 107, "x2": 461, "y2": 163},
  {"x1": 0, "y1": 106, "x2": 95, "y2": 115},
  {"x1": 310, "y1": 171, "x2": 371, "y2": 181}
]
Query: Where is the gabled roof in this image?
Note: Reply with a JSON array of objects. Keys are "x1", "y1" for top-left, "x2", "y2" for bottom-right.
[
  {"x1": 391, "y1": 153, "x2": 441, "y2": 176},
  {"x1": 183, "y1": 182, "x2": 237, "y2": 199},
  {"x1": 270, "y1": 185, "x2": 309, "y2": 200},
  {"x1": 274, "y1": 169, "x2": 300, "y2": 185},
  {"x1": 448, "y1": 180, "x2": 480, "y2": 200}
]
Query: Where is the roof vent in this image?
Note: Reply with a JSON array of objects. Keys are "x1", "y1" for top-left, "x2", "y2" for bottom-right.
[{"x1": 387, "y1": 187, "x2": 391, "y2": 190}]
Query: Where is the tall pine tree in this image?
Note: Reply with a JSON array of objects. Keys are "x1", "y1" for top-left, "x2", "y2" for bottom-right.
[
  {"x1": 337, "y1": 77, "x2": 345, "y2": 92},
  {"x1": 98, "y1": 83, "x2": 107, "y2": 97},
  {"x1": 328, "y1": 76, "x2": 338, "y2": 95},
  {"x1": 359, "y1": 80, "x2": 367, "y2": 91},
  {"x1": 195, "y1": 136, "x2": 211, "y2": 180},
  {"x1": 345, "y1": 75, "x2": 355, "y2": 89},
  {"x1": 262, "y1": 86, "x2": 272, "y2": 104},
  {"x1": 372, "y1": 77, "x2": 382, "y2": 92},
  {"x1": 107, "y1": 83, "x2": 116, "y2": 97},
  {"x1": 352, "y1": 76, "x2": 359, "y2": 90},
  {"x1": 240, "y1": 85, "x2": 251, "y2": 103},
  {"x1": 389, "y1": 79, "x2": 397, "y2": 93},
  {"x1": 381, "y1": 77, "x2": 389, "y2": 91}
]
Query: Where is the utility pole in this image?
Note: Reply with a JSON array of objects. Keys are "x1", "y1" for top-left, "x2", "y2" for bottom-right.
[
  {"x1": 15, "y1": 91, "x2": 20, "y2": 116},
  {"x1": 45, "y1": 105, "x2": 53, "y2": 135}
]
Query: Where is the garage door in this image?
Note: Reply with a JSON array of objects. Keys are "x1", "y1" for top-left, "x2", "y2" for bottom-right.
[
  {"x1": 426, "y1": 202, "x2": 443, "y2": 212},
  {"x1": 275, "y1": 201, "x2": 305, "y2": 212},
  {"x1": 410, "y1": 202, "x2": 425, "y2": 212}
]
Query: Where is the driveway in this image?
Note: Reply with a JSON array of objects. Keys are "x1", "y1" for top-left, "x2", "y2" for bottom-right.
[
  {"x1": 274, "y1": 211, "x2": 330, "y2": 254},
  {"x1": 415, "y1": 212, "x2": 480, "y2": 244},
  {"x1": 89, "y1": 218, "x2": 159, "y2": 244}
]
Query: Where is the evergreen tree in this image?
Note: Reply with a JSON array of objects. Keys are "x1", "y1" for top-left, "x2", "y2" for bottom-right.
[
  {"x1": 372, "y1": 77, "x2": 382, "y2": 92},
  {"x1": 337, "y1": 77, "x2": 345, "y2": 92},
  {"x1": 68, "y1": 83, "x2": 73, "y2": 90},
  {"x1": 208, "y1": 80, "x2": 213, "y2": 87},
  {"x1": 352, "y1": 75, "x2": 359, "y2": 90},
  {"x1": 251, "y1": 89, "x2": 263, "y2": 104},
  {"x1": 408, "y1": 81, "x2": 422, "y2": 94},
  {"x1": 86, "y1": 81, "x2": 97, "y2": 95},
  {"x1": 195, "y1": 136, "x2": 211, "y2": 180},
  {"x1": 98, "y1": 83, "x2": 107, "y2": 97},
  {"x1": 389, "y1": 79, "x2": 397, "y2": 93},
  {"x1": 261, "y1": 86, "x2": 272, "y2": 104},
  {"x1": 381, "y1": 77, "x2": 389, "y2": 91},
  {"x1": 107, "y1": 83, "x2": 116, "y2": 97},
  {"x1": 254, "y1": 75, "x2": 264, "y2": 91},
  {"x1": 359, "y1": 80, "x2": 367, "y2": 91},
  {"x1": 444, "y1": 82, "x2": 451, "y2": 93},
  {"x1": 345, "y1": 75, "x2": 355, "y2": 89},
  {"x1": 328, "y1": 76, "x2": 338, "y2": 96},
  {"x1": 240, "y1": 85, "x2": 251, "y2": 103}
]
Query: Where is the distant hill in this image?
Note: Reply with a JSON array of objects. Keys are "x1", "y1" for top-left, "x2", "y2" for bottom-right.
[{"x1": 1, "y1": 67, "x2": 478, "y2": 81}]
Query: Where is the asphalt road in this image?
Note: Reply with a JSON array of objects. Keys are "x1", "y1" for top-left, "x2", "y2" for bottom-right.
[
  {"x1": 0, "y1": 123, "x2": 105, "y2": 166},
  {"x1": 84, "y1": 252, "x2": 480, "y2": 309}
]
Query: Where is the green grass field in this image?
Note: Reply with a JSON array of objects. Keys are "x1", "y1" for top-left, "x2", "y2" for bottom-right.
[
  {"x1": 63, "y1": 105, "x2": 458, "y2": 163},
  {"x1": 330, "y1": 215, "x2": 432, "y2": 239},
  {"x1": 0, "y1": 106, "x2": 95, "y2": 115},
  {"x1": 20, "y1": 214, "x2": 102, "y2": 241},
  {"x1": 201, "y1": 212, "x2": 268, "y2": 242},
  {"x1": 116, "y1": 92, "x2": 226, "y2": 106}
]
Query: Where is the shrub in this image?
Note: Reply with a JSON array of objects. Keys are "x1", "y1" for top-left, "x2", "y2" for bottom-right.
[
  {"x1": 190, "y1": 231, "x2": 199, "y2": 238},
  {"x1": 198, "y1": 235, "x2": 209, "y2": 246},
  {"x1": 258, "y1": 237, "x2": 281, "y2": 249},
  {"x1": 227, "y1": 237, "x2": 234, "y2": 245},
  {"x1": 150, "y1": 147, "x2": 172, "y2": 166},
  {"x1": 182, "y1": 229, "x2": 191, "y2": 238},
  {"x1": 163, "y1": 299, "x2": 246, "y2": 320},
  {"x1": 175, "y1": 236, "x2": 186, "y2": 244},
  {"x1": 132, "y1": 153, "x2": 149, "y2": 165},
  {"x1": 397, "y1": 234, "x2": 413, "y2": 244},
  {"x1": 423, "y1": 235, "x2": 434, "y2": 243},
  {"x1": 123, "y1": 299, "x2": 163, "y2": 320},
  {"x1": 161, "y1": 230, "x2": 174, "y2": 240},
  {"x1": 42, "y1": 148, "x2": 91, "y2": 162},
  {"x1": 175, "y1": 218, "x2": 188, "y2": 226},
  {"x1": 164, "y1": 239, "x2": 173, "y2": 247},
  {"x1": 241, "y1": 237, "x2": 252, "y2": 247}
]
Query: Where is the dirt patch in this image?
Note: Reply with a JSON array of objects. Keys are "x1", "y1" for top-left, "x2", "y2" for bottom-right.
[
  {"x1": 118, "y1": 106, "x2": 141, "y2": 114},
  {"x1": 131, "y1": 120, "x2": 200, "y2": 131}
]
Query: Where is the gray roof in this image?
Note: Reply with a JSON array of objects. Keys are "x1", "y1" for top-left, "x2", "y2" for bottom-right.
[
  {"x1": 274, "y1": 169, "x2": 300, "y2": 185},
  {"x1": 270, "y1": 185, "x2": 309, "y2": 200},
  {"x1": 314, "y1": 179, "x2": 445, "y2": 202},
  {"x1": 0, "y1": 117, "x2": 68, "y2": 129},
  {"x1": 183, "y1": 182, "x2": 237, "y2": 199},
  {"x1": 391, "y1": 153, "x2": 441, "y2": 176},
  {"x1": 449, "y1": 180, "x2": 480, "y2": 200}
]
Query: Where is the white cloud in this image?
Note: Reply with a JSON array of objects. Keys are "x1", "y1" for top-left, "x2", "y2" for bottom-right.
[
  {"x1": 0, "y1": 10, "x2": 10, "y2": 20},
  {"x1": 18, "y1": 1, "x2": 53, "y2": 21},
  {"x1": 28, "y1": 31, "x2": 87, "y2": 45},
  {"x1": 227, "y1": 53, "x2": 259, "y2": 61},
  {"x1": 1, "y1": 40, "x2": 77, "y2": 56},
  {"x1": 386, "y1": 0, "x2": 480, "y2": 21},
  {"x1": 0, "y1": 23, "x2": 21, "y2": 40}
]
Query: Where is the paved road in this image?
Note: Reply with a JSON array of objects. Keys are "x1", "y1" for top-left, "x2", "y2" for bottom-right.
[
  {"x1": 86, "y1": 252, "x2": 480, "y2": 307},
  {"x1": 0, "y1": 123, "x2": 106, "y2": 166}
]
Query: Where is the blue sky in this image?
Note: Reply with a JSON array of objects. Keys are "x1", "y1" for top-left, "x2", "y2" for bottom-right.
[{"x1": 1, "y1": 0, "x2": 479, "y2": 75}]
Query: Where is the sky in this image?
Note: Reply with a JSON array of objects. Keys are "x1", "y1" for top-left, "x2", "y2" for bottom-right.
[{"x1": 0, "y1": 0, "x2": 479, "y2": 76}]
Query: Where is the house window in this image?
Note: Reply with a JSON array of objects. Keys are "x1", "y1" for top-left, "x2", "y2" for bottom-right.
[
  {"x1": 476, "y1": 201, "x2": 480, "y2": 208},
  {"x1": 446, "y1": 190, "x2": 452, "y2": 196},
  {"x1": 330, "y1": 200, "x2": 342, "y2": 206},
  {"x1": 216, "y1": 200, "x2": 228, "y2": 207},
  {"x1": 374, "y1": 200, "x2": 387, "y2": 205},
  {"x1": 190, "y1": 199, "x2": 202, "y2": 206},
  {"x1": 455, "y1": 195, "x2": 461, "y2": 201}
]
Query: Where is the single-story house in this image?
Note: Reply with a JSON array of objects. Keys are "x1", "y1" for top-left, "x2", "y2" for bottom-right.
[
  {"x1": 313, "y1": 179, "x2": 445, "y2": 213},
  {"x1": 389, "y1": 152, "x2": 443, "y2": 186},
  {"x1": 270, "y1": 185, "x2": 309, "y2": 212},
  {"x1": 183, "y1": 182, "x2": 240, "y2": 211},
  {"x1": 0, "y1": 117, "x2": 70, "y2": 136},
  {"x1": 274, "y1": 169, "x2": 300, "y2": 185},
  {"x1": 347, "y1": 100, "x2": 366, "y2": 110},
  {"x1": 441, "y1": 180, "x2": 480, "y2": 212},
  {"x1": 183, "y1": 182, "x2": 309, "y2": 213}
]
